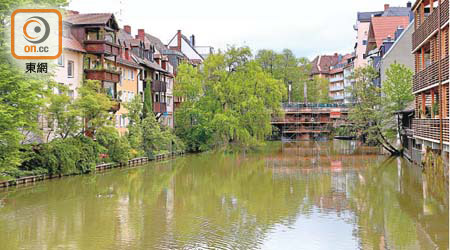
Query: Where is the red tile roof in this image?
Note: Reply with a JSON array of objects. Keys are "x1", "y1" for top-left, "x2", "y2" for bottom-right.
[
  {"x1": 310, "y1": 54, "x2": 340, "y2": 75},
  {"x1": 62, "y1": 35, "x2": 85, "y2": 53},
  {"x1": 369, "y1": 16, "x2": 410, "y2": 48},
  {"x1": 65, "y1": 13, "x2": 114, "y2": 25}
]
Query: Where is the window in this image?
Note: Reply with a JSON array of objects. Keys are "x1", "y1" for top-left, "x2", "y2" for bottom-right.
[
  {"x1": 131, "y1": 70, "x2": 134, "y2": 80},
  {"x1": 68, "y1": 90, "x2": 74, "y2": 99},
  {"x1": 362, "y1": 40, "x2": 367, "y2": 45},
  {"x1": 67, "y1": 60, "x2": 74, "y2": 77},
  {"x1": 57, "y1": 55, "x2": 64, "y2": 66}
]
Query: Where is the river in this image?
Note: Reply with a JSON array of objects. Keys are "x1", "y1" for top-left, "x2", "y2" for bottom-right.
[{"x1": 0, "y1": 141, "x2": 448, "y2": 250}]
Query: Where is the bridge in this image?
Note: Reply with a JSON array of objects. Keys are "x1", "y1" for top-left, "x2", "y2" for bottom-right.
[{"x1": 271, "y1": 103, "x2": 350, "y2": 141}]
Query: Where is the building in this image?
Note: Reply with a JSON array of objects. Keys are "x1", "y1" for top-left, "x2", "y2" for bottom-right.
[
  {"x1": 411, "y1": 0, "x2": 449, "y2": 164},
  {"x1": 114, "y1": 55, "x2": 141, "y2": 136},
  {"x1": 329, "y1": 54, "x2": 353, "y2": 103},
  {"x1": 309, "y1": 53, "x2": 340, "y2": 79},
  {"x1": 354, "y1": 2, "x2": 413, "y2": 68},
  {"x1": 343, "y1": 56, "x2": 356, "y2": 104},
  {"x1": 271, "y1": 103, "x2": 349, "y2": 141},
  {"x1": 379, "y1": 21, "x2": 415, "y2": 84},
  {"x1": 167, "y1": 30, "x2": 204, "y2": 66},
  {"x1": 65, "y1": 12, "x2": 122, "y2": 125}
]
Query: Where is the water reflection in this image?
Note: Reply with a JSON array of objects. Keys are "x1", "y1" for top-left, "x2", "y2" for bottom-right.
[{"x1": 0, "y1": 141, "x2": 447, "y2": 249}]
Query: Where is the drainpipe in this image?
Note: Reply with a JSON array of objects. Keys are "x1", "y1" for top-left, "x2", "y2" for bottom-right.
[{"x1": 438, "y1": 0, "x2": 443, "y2": 152}]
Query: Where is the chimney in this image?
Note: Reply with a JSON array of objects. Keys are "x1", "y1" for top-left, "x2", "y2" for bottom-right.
[
  {"x1": 190, "y1": 35, "x2": 195, "y2": 46},
  {"x1": 124, "y1": 25, "x2": 131, "y2": 35},
  {"x1": 395, "y1": 26, "x2": 405, "y2": 40},
  {"x1": 407, "y1": 1, "x2": 412, "y2": 8},
  {"x1": 137, "y1": 29, "x2": 145, "y2": 41},
  {"x1": 384, "y1": 4, "x2": 389, "y2": 11},
  {"x1": 177, "y1": 30, "x2": 182, "y2": 51}
]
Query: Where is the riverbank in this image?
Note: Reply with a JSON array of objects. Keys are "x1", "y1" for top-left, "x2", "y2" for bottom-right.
[{"x1": 0, "y1": 151, "x2": 185, "y2": 189}]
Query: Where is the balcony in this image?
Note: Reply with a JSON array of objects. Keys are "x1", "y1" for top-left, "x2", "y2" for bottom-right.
[
  {"x1": 330, "y1": 85, "x2": 344, "y2": 92},
  {"x1": 153, "y1": 102, "x2": 167, "y2": 113},
  {"x1": 332, "y1": 95, "x2": 344, "y2": 100},
  {"x1": 412, "y1": 0, "x2": 448, "y2": 51},
  {"x1": 413, "y1": 56, "x2": 449, "y2": 92},
  {"x1": 151, "y1": 80, "x2": 167, "y2": 92},
  {"x1": 84, "y1": 40, "x2": 120, "y2": 56},
  {"x1": 329, "y1": 76, "x2": 344, "y2": 83},
  {"x1": 413, "y1": 118, "x2": 449, "y2": 143},
  {"x1": 85, "y1": 69, "x2": 121, "y2": 83}
]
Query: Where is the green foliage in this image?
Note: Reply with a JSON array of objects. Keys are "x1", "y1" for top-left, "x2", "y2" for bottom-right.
[
  {"x1": 382, "y1": 63, "x2": 414, "y2": 113},
  {"x1": 348, "y1": 64, "x2": 413, "y2": 155},
  {"x1": 308, "y1": 76, "x2": 331, "y2": 103},
  {"x1": 45, "y1": 84, "x2": 81, "y2": 139},
  {"x1": 256, "y1": 49, "x2": 312, "y2": 102},
  {"x1": 125, "y1": 96, "x2": 144, "y2": 156},
  {"x1": 175, "y1": 46, "x2": 285, "y2": 151},
  {"x1": 142, "y1": 82, "x2": 153, "y2": 118},
  {"x1": 75, "y1": 80, "x2": 113, "y2": 136},
  {"x1": 96, "y1": 126, "x2": 130, "y2": 164},
  {"x1": 20, "y1": 136, "x2": 102, "y2": 176}
]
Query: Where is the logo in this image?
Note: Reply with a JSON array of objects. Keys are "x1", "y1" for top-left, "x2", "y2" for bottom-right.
[{"x1": 11, "y1": 9, "x2": 62, "y2": 59}]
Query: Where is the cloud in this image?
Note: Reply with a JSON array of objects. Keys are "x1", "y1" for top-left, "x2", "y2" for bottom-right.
[{"x1": 68, "y1": 0, "x2": 411, "y2": 59}]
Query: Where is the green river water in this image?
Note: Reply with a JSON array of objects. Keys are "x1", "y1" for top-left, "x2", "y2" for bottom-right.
[{"x1": 0, "y1": 141, "x2": 448, "y2": 250}]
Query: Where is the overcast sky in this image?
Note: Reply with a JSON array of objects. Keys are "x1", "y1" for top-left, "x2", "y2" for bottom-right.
[{"x1": 68, "y1": 0, "x2": 411, "y2": 59}]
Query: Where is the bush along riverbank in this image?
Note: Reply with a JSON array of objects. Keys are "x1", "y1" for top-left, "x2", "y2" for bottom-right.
[
  {"x1": 0, "y1": 152, "x2": 185, "y2": 189},
  {"x1": 0, "y1": 80, "x2": 185, "y2": 182}
]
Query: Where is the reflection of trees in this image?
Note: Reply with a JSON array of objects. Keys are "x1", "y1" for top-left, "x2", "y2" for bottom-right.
[
  {"x1": 0, "y1": 143, "x2": 447, "y2": 250},
  {"x1": 348, "y1": 157, "x2": 449, "y2": 250}
]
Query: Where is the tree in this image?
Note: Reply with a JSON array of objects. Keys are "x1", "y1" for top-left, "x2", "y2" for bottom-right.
[
  {"x1": 256, "y1": 49, "x2": 309, "y2": 103},
  {"x1": 175, "y1": 46, "x2": 285, "y2": 151},
  {"x1": 142, "y1": 82, "x2": 153, "y2": 118},
  {"x1": 75, "y1": 80, "x2": 113, "y2": 136},
  {"x1": 45, "y1": 84, "x2": 81, "y2": 140},
  {"x1": 382, "y1": 63, "x2": 414, "y2": 150},
  {"x1": 124, "y1": 95, "x2": 144, "y2": 156},
  {"x1": 308, "y1": 76, "x2": 330, "y2": 103},
  {"x1": 348, "y1": 66, "x2": 400, "y2": 155}
]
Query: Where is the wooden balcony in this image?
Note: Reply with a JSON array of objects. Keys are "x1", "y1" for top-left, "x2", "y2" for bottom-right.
[
  {"x1": 153, "y1": 102, "x2": 167, "y2": 113},
  {"x1": 85, "y1": 69, "x2": 120, "y2": 83},
  {"x1": 413, "y1": 56, "x2": 449, "y2": 93},
  {"x1": 412, "y1": 0, "x2": 448, "y2": 51},
  {"x1": 151, "y1": 80, "x2": 167, "y2": 92},
  {"x1": 84, "y1": 40, "x2": 120, "y2": 56},
  {"x1": 412, "y1": 118, "x2": 449, "y2": 143}
]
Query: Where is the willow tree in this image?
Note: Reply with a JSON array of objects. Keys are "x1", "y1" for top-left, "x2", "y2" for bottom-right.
[{"x1": 175, "y1": 46, "x2": 286, "y2": 151}]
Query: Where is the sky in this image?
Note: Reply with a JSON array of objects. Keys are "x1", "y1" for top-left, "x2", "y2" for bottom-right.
[{"x1": 68, "y1": 0, "x2": 411, "y2": 59}]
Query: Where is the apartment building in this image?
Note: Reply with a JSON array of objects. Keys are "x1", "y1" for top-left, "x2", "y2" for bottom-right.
[
  {"x1": 354, "y1": 2, "x2": 413, "y2": 68},
  {"x1": 411, "y1": 0, "x2": 449, "y2": 163}
]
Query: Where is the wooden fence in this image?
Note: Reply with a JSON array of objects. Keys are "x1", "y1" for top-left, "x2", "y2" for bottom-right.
[{"x1": 0, "y1": 151, "x2": 185, "y2": 189}]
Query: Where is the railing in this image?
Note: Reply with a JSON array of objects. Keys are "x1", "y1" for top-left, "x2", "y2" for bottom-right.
[
  {"x1": 329, "y1": 76, "x2": 344, "y2": 83},
  {"x1": 153, "y1": 102, "x2": 167, "y2": 113},
  {"x1": 330, "y1": 85, "x2": 344, "y2": 91},
  {"x1": 85, "y1": 69, "x2": 121, "y2": 83},
  {"x1": 412, "y1": 118, "x2": 449, "y2": 143},
  {"x1": 413, "y1": 56, "x2": 449, "y2": 92},
  {"x1": 271, "y1": 117, "x2": 333, "y2": 123},
  {"x1": 151, "y1": 80, "x2": 167, "y2": 92},
  {"x1": 0, "y1": 152, "x2": 186, "y2": 189},
  {"x1": 412, "y1": 0, "x2": 448, "y2": 50},
  {"x1": 84, "y1": 40, "x2": 121, "y2": 56},
  {"x1": 332, "y1": 95, "x2": 344, "y2": 100}
]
